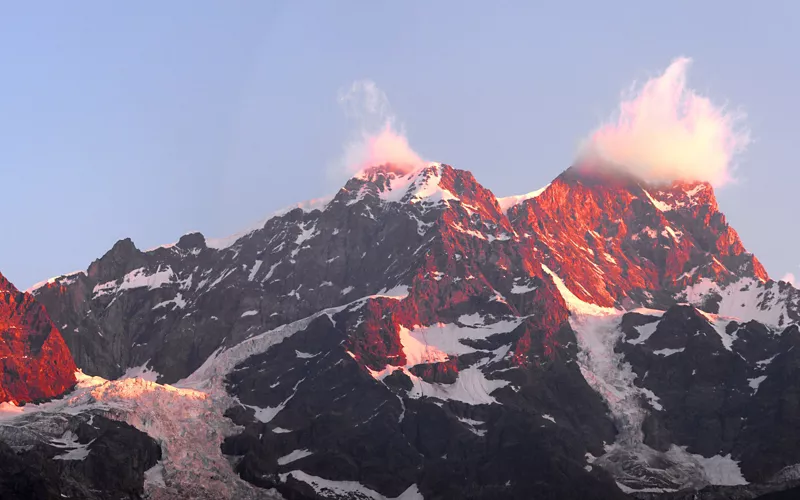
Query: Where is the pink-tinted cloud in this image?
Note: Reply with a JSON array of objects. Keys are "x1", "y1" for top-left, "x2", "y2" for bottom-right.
[
  {"x1": 334, "y1": 80, "x2": 425, "y2": 179},
  {"x1": 354, "y1": 123, "x2": 424, "y2": 174},
  {"x1": 781, "y1": 273, "x2": 797, "y2": 287},
  {"x1": 581, "y1": 57, "x2": 750, "y2": 186}
]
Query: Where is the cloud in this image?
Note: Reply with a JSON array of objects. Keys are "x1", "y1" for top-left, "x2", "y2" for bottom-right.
[
  {"x1": 334, "y1": 80, "x2": 425, "y2": 179},
  {"x1": 580, "y1": 57, "x2": 750, "y2": 186},
  {"x1": 781, "y1": 273, "x2": 797, "y2": 287}
]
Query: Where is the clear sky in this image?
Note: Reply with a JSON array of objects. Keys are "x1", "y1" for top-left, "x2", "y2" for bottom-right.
[{"x1": 3, "y1": 2, "x2": 799, "y2": 289}]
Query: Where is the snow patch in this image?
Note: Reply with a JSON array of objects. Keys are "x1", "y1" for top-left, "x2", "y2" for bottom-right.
[
  {"x1": 93, "y1": 266, "x2": 174, "y2": 298},
  {"x1": 627, "y1": 320, "x2": 659, "y2": 345},
  {"x1": 277, "y1": 449, "x2": 313, "y2": 466},
  {"x1": 121, "y1": 361, "x2": 161, "y2": 383},
  {"x1": 497, "y1": 185, "x2": 549, "y2": 212},
  {"x1": 248, "y1": 260, "x2": 263, "y2": 281},
  {"x1": 51, "y1": 431, "x2": 93, "y2": 461},
  {"x1": 26, "y1": 270, "x2": 86, "y2": 294},
  {"x1": 653, "y1": 347, "x2": 685, "y2": 356},
  {"x1": 375, "y1": 285, "x2": 409, "y2": 299},
  {"x1": 279, "y1": 470, "x2": 423, "y2": 500},
  {"x1": 748, "y1": 375, "x2": 767, "y2": 392}
]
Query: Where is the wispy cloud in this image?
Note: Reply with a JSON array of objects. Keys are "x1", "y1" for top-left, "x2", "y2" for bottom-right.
[
  {"x1": 333, "y1": 80, "x2": 425, "y2": 180},
  {"x1": 580, "y1": 57, "x2": 750, "y2": 186}
]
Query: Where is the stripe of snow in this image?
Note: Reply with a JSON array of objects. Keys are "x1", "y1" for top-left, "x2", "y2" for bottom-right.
[{"x1": 497, "y1": 184, "x2": 549, "y2": 212}]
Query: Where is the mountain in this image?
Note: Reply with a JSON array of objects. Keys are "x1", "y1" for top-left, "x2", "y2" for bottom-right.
[
  {"x1": 0, "y1": 273, "x2": 163, "y2": 500},
  {"x1": 0, "y1": 272, "x2": 75, "y2": 403},
  {"x1": 9, "y1": 162, "x2": 800, "y2": 499}
]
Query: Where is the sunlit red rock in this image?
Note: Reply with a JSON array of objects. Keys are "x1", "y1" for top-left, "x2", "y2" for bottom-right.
[
  {"x1": 508, "y1": 166, "x2": 767, "y2": 308},
  {"x1": 0, "y1": 272, "x2": 76, "y2": 403}
]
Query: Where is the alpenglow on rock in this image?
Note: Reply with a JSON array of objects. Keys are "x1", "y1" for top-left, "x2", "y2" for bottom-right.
[
  {"x1": 15, "y1": 162, "x2": 800, "y2": 499},
  {"x1": 0, "y1": 272, "x2": 76, "y2": 403}
]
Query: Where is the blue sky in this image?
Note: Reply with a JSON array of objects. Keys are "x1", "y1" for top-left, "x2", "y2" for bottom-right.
[{"x1": 3, "y1": 2, "x2": 799, "y2": 289}]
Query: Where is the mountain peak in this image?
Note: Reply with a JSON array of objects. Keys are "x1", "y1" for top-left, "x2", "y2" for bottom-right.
[
  {"x1": 0, "y1": 271, "x2": 76, "y2": 403},
  {"x1": 506, "y1": 165, "x2": 767, "y2": 307}
]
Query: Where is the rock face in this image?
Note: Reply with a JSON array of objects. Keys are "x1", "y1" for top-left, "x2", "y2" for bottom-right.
[
  {"x1": 0, "y1": 272, "x2": 76, "y2": 403},
  {"x1": 24, "y1": 162, "x2": 800, "y2": 498},
  {"x1": 0, "y1": 411, "x2": 161, "y2": 500},
  {"x1": 506, "y1": 165, "x2": 767, "y2": 308}
]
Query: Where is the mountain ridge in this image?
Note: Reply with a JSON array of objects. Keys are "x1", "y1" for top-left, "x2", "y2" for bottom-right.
[{"x1": 14, "y1": 162, "x2": 800, "y2": 499}]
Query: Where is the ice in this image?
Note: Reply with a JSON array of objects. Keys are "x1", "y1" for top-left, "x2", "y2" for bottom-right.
[
  {"x1": 457, "y1": 313, "x2": 485, "y2": 327},
  {"x1": 144, "y1": 461, "x2": 166, "y2": 487},
  {"x1": 640, "y1": 388, "x2": 663, "y2": 411},
  {"x1": 510, "y1": 283, "x2": 537, "y2": 294},
  {"x1": 375, "y1": 285, "x2": 410, "y2": 299},
  {"x1": 121, "y1": 361, "x2": 161, "y2": 382},
  {"x1": 277, "y1": 449, "x2": 313, "y2": 465},
  {"x1": 368, "y1": 164, "x2": 458, "y2": 207},
  {"x1": 248, "y1": 260, "x2": 263, "y2": 281},
  {"x1": 642, "y1": 189, "x2": 672, "y2": 212},
  {"x1": 653, "y1": 347, "x2": 685, "y2": 356},
  {"x1": 153, "y1": 292, "x2": 186, "y2": 310},
  {"x1": 119, "y1": 266, "x2": 174, "y2": 292},
  {"x1": 26, "y1": 270, "x2": 86, "y2": 294},
  {"x1": 695, "y1": 310, "x2": 737, "y2": 350},
  {"x1": 263, "y1": 262, "x2": 280, "y2": 281},
  {"x1": 51, "y1": 431, "x2": 93, "y2": 461},
  {"x1": 458, "y1": 417, "x2": 487, "y2": 436},
  {"x1": 748, "y1": 375, "x2": 767, "y2": 392},
  {"x1": 241, "y1": 310, "x2": 259, "y2": 317},
  {"x1": 396, "y1": 319, "x2": 523, "y2": 365},
  {"x1": 93, "y1": 266, "x2": 175, "y2": 298},
  {"x1": 0, "y1": 372, "x2": 276, "y2": 498},
  {"x1": 542, "y1": 414, "x2": 556, "y2": 424},
  {"x1": 756, "y1": 354, "x2": 778, "y2": 368},
  {"x1": 362, "y1": 314, "x2": 521, "y2": 405},
  {"x1": 544, "y1": 264, "x2": 746, "y2": 491},
  {"x1": 627, "y1": 320, "x2": 659, "y2": 345},
  {"x1": 291, "y1": 222, "x2": 319, "y2": 258},
  {"x1": 682, "y1": 278, "x2": 795, "y2": 328},
  {"x1": 247, "y1": 378, "x2": 305, "y2": 423},
  {"x1": 497, "y1": 184, "x2": 549, "y2": 212},
  {"x1": 541, "y1": 264, "x2": 618, "y2": 316},
  {"x1": 393, "y1": 365, "x2": 508, "y2": 405},
  {"x1": 278, "y1": 470, "x2": 423, "y2": 500},
  {"x1": 669, "y1": 447, "x2": 747, "y2": 486}
]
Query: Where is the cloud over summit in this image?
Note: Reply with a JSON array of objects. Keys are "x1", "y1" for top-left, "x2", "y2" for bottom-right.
[
  {"x1": 335, "y1": 80, "x2": 425, "y2": 178},
  {"x1": 581, "y1": 57, "x2": 750, "y2": 187}
]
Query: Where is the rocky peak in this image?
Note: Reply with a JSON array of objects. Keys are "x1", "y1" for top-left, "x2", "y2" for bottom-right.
[
  {"x1": 87, "y1": 237, "x2": 146, "y2": 282},
  {"x1": 176, "y1": 232, "x2": 207, "y2": 251},
  {"x1": 0, "y1": 271, "x2": 76, "y2": 403},
  {"x1": 506, "y1": 165, "x2": 767, "y2": 307},
  {"x1": 648, "y1": 180, "x2": 717, "y2": 213}
]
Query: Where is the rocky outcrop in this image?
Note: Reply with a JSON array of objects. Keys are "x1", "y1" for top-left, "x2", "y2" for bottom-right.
[
  {"x1": 0, "y1": 272, "x2": 76, "y2": 403},
  {"x1": 0, "y1": 412, "x2": 161, "y2": 500},
  {"x1": 617, "y1": 306, "x2": 800, "y2": 482},
  {"x1": 507, "y1": 166, "x2": 767, "y2": 308}
]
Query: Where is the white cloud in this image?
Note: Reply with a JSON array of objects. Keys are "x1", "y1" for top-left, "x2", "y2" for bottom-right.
[
  {"x1": 332, "y1": 80, "x2": 425, "y2": 180},
  {"x1": 580, "y1": 57, "x2": 750, "y2": 186},
  {"x1": 781, "y1": 273, "x2": 797, "y2": 287}
]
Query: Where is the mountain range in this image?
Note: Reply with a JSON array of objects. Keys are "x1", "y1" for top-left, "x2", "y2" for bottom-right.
[{"x1": 1, "y1": 162, "x2": 799, "y2": 499}]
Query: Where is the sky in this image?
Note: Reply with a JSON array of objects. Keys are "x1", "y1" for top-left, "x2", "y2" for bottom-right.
[{"x1": 2, "y1": 1, "x2": 799, "y2": 289}]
